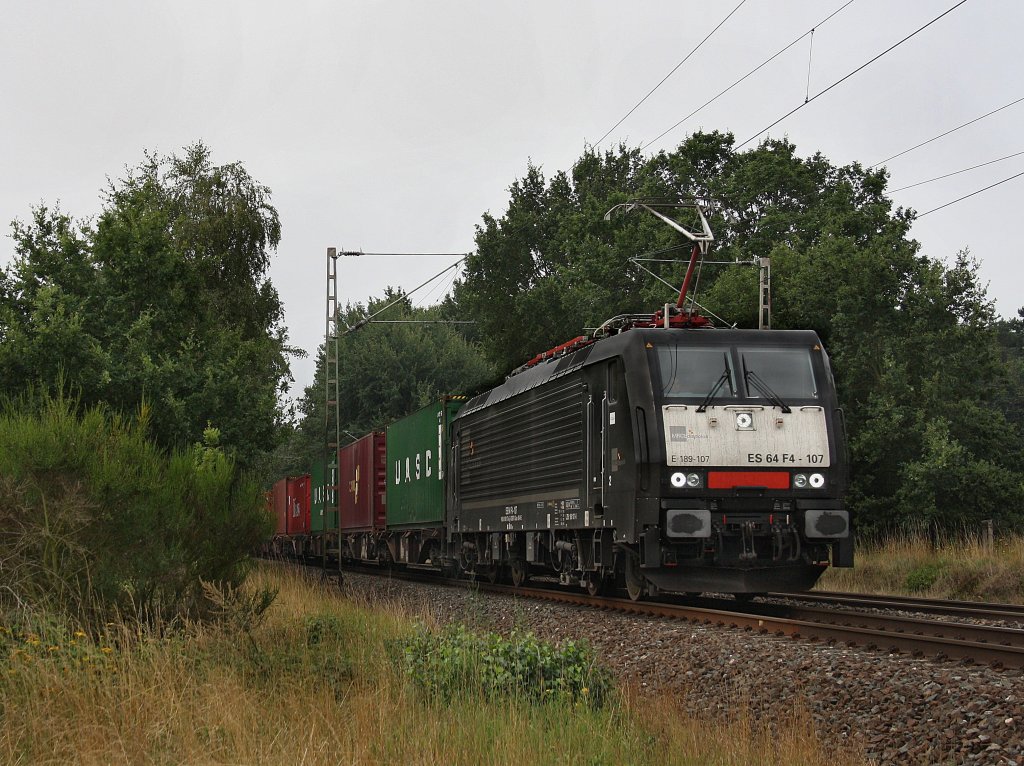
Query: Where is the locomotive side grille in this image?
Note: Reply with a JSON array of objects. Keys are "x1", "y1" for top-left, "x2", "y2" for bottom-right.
[{"x1": 458, "y1": 378, "x2": 584, "y2": 502}]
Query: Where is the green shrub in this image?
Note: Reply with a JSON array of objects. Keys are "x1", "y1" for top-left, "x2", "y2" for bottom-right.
[
  {"x1": 0, "y1": 392, "x2": 272, "y2": 627},
  {"x1": 400, "y1": 623, "x2": 613, "y2": 707},
  {"x1": 304, "y1": 613, "x2": 345, "y2": 647},
  {"x1": 903, "y1": 562, "x2": 946, "y2": 593}
]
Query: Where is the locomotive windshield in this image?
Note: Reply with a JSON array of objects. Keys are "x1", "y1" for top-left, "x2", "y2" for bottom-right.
[
  {"x1": 656, "y1": 347, "x2": 736, "y2": 399},
  {"x1": 654, "y1": 343, "x2": 819, "y2": 402},
  {"x1": 738, "y1": 347, "x2": 818, "y2": 399}
]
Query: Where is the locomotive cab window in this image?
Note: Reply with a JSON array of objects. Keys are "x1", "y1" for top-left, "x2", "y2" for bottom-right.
[
  {"x1": 739, "y1": 347, "x2": 818, "y2": 400},
  {"x1": 656, "y1": 346, "x2": 736, "y2": 399}
]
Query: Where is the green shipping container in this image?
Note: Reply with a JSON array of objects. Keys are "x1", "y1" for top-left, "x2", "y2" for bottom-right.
[
  {"x1": 310, "y1": 453, "x2": 338, "y2": 533},
  {"x1": 386, "y1": 397, "x2": 466, "y2": 528}
]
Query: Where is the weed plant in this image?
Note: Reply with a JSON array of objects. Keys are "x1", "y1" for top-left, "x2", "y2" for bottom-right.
[{"x1": 400, "y1": 622, "x2": 612, "y2": 706}]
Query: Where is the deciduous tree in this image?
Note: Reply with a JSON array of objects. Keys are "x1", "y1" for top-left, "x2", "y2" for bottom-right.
[{"x1": 1, "y1": 143, "x2": 294, "y2": 465}]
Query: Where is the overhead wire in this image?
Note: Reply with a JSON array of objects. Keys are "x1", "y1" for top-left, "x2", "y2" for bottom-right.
[
  {"x1": 736, "y1": 0, "x2": 971, "y2": 151},
  {"x1": 413, "y1": 260, "x2": 461, "y2": 308},
  {"x1": 868, "y1": 95, "x2": 1024, "y2": 168},
  {"x1": 640, "y1": 0, "x2": 856, "y2": 151},
  {"x1": 344, "y1": 259, "x2": 466, "y2": 335},
  {"x1": 337, "y1": 251, "x2": 471, "y2": 257},
  {"x1": 916, "y1": 169, "x2": 1024, "y2": 218},
  {"x1": 595, "y1": 0, "x2": 748, "y2": 147},
  {"x1": 886, "y1": 150, "x2": 1024, "y2": 194}
]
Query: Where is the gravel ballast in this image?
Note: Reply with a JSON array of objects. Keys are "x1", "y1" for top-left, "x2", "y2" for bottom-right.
[{"x1": 338, "y1": 570, "x2": 1024, "y2": 765}]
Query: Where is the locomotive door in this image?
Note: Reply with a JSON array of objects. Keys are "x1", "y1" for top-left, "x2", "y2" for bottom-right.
[
  {"x1": 587, "y1": 390, "x2": 606, "y2": 514},
  {"x1": 587, "y1": 367, "x2": 613, "y2": 516}
]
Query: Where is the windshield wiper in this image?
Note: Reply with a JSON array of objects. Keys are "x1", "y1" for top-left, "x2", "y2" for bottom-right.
[
  {"x1": 744, "y1": 369, "x2": 791, "y2": 413},
  {"x1": 696, "y1": 368, "x2": 731, "y2": 413}
]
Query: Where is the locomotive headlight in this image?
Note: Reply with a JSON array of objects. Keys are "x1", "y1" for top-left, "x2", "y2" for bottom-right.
[
  {"x1": 809, "y1": 473, "x2": 826, "y2": 489},
  {"x1": 686, "y1": 473, "x2": 702, "y2": 488},
  {"x1": 670, "y1": 472, "x2": 687, "y2": 488},
  {"x1": 793, "y1": 473, "x2": 808, "y2": 488}
]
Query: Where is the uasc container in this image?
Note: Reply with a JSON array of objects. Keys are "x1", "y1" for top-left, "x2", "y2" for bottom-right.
[
  {"x1": 386, "y1": 398, "x2": 465, "y2": 528},
  {"x1": 310, "y1": 458, "x2": 339, "y2": 534}
]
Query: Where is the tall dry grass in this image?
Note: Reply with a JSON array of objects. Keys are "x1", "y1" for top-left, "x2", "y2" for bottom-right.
[
  {"x1": 820, "y1": 531, "x2": 1024, "y2": 601},
  {"x1": 1, "y1": 563, "x2": 865, "y2": 765}
]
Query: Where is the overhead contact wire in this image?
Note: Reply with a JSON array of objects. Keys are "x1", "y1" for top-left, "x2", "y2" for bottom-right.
[
  {"x1": 916, "y1": 170, "x2": 1024, "y2": 218},
  {"x1": 736, "y1": 0, "x2": 971, "y2": 150},
  {"x1": 595, "y1": 0, "x2": 748, "y2": 147},
  {"x1": 641, "y1": 0, "x2": 856, "y2": 151},
  {"x1": 869, "y1": 96, "x2": 1024, "y2": 168},
  {"x1": 887, "y1": 150, "x2": 1024, "y2": 193}
]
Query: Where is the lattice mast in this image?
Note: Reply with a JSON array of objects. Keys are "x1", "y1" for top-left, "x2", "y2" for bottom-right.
[{"x1": 324, "y1": 248, "x2": 342, "y2": 582}]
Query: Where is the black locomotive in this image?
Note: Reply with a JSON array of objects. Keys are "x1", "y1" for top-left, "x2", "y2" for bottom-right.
[{"x1": 450, "y1": 318, "x2": 850, "y2": 599}]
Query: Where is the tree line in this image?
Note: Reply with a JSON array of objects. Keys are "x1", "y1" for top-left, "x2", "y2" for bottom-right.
[
  {"x1": 451, "y1": 132, "x2": 1024, "y2": 533},
  {"x1": 3, "y1": 136, "x2": 1021, "y2": 536}
]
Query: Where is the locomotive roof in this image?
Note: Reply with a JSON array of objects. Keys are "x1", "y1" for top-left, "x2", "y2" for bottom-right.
[{"x1": 457, "y1": 327, "x2": 824, "y2": 420}]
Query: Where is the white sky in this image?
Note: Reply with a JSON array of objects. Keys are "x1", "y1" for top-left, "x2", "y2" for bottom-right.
[{"x1": 2, "y1": 1, "x2": 1021, "y2": 397}]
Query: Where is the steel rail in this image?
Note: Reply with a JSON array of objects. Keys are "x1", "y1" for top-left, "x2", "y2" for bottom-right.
[
  {"x1": 772, "y1": 590, "x2": 1024, "y2": 620},
  {"x1": 484, "y1": 583, "x2": 1024, "y2": 669}
]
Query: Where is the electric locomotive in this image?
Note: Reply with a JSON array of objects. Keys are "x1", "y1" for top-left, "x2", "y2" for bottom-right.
[
  {"x1": 448, "y1": 200, "x2": 849, "y2": 598},
  {"x1": 449, "y1": 319, "x2": 850, "y2": 598}
]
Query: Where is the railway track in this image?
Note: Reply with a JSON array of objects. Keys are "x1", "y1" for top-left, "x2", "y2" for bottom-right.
[
  {"x1": 772, "y1": 589, "x2": 1024, "y2": 621},
  {"x1": 479, "y1": 582, "x2": 1024, "y2": 669},
  {"x1": 293, "y1": 559, "x2": 1024, "y2": 669}
]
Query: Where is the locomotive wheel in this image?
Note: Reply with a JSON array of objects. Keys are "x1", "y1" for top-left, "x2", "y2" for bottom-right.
[
  {"x1": 623, "y1": 554, "x2": 646, "y2": 602},
  {"x1": 510, "y1": 559, "x2": 529, "y2": 587},
  {"x1": 585, "y1": 574, "x2": 606, "y2": 597}
]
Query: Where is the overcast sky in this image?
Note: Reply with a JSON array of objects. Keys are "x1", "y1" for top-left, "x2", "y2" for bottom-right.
[{"x1": 2, "y1": 0, "x2": 1021, "y2": 397}]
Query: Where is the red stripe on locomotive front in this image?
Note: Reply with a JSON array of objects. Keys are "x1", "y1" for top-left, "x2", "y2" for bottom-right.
[{"x1": 707, "y1": 471, "x2": 790, "y2": 490}]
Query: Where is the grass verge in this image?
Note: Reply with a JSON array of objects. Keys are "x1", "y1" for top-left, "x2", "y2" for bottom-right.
[
  {"x1": 820, "y1": 532, "x2": 1024, "y2": 601},
  {"x1": 2, "y1": 562, "x2": 864, "y2": 765}
]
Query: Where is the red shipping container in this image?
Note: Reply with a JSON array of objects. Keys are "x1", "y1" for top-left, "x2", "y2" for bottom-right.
[
  {"x1": 272, "y1": 478, "x2": 288, "y2": 536},
  {"x1": 285, "y1": 474, "x2": 311, "y2": 536},
  {"x1": 338, "y1": 432, "x2": 387, "y2": 531}
]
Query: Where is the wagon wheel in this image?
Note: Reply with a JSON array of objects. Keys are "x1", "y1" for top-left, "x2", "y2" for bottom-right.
[
  {"x1": 476, "y1": 563, "x2": 500, "y2": 584},
  {"x1": 510, "y1": 559, "x2": 529, "y2": 587},
  {"x1": 623, "y1": 553, "x2": 646, "y2": 602},
  {"x1": 483, "y1": 561, "x2": 499, "y2": 585}
]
